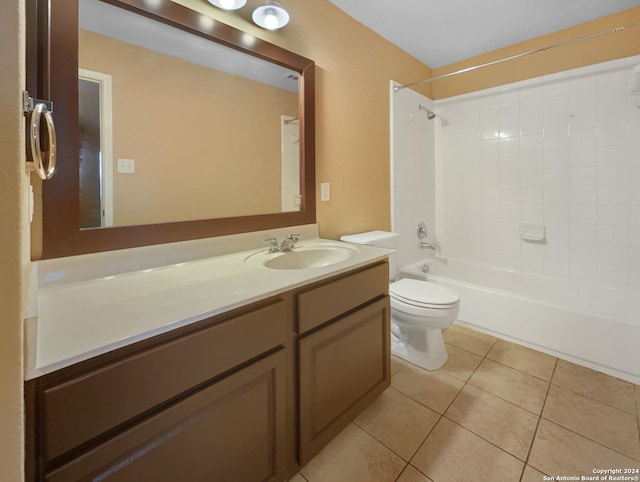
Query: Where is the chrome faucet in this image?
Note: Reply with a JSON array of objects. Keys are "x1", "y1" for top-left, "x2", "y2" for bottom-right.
[
  {"x1": 264, "y1": 234, "x2": 300, "y2": 253},
  {"x1": 420, "y1": 241, "x2": 436, "y2": 250},
  {"x1": 417, "y1": 222, "x2": 436, "y2": 250}
]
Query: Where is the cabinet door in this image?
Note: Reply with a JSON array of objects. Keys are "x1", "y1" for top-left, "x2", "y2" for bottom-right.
[
  {"x1": 45, "y1": 351, "x2": 287, "y2": 482},
  {"x1": 298, "y1": 298, "x2": 390, "y2": 464}
]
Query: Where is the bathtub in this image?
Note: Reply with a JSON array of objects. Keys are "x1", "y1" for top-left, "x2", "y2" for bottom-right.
[{"x1": 400, "y1": 257, "x2": 640, "y2": 385}]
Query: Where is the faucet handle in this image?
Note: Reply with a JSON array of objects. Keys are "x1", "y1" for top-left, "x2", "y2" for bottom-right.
[
  {"x1": 264, "y1": 237, "x2": 278, "y2": 251},
  {"x1": 287, "y1": 234, "x2": 300, "y2": 248}
]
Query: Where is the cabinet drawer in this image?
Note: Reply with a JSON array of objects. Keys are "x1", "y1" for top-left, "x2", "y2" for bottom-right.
[
  {"x1": 42, "y1": 300, "x2": 287, "y2": 462},
  {"x1": 298, "y1": 297, "x2": 391, "y2": 464},
  {"x1": 45, "y1": 350, "x2": 287, "y2": 482},
  {"x1": 297, "y1": 262, "x2": 388, "y2": 334}
]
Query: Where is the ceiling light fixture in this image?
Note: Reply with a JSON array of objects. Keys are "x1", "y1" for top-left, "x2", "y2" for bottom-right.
[
  {"x1": 207, "y1": 0, "x2": 247, "y2": 11},
  {"x1": 252, "y1": 1, "x2": 290, "y2": 30}
]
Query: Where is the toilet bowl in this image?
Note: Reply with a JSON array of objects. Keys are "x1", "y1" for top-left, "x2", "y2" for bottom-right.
[
  {"x1": 340, "y1": 231, "x2": 461, "y2": 371},
  {"x1": 389, "y1": 278, "x2": 459, "y2": 370}
]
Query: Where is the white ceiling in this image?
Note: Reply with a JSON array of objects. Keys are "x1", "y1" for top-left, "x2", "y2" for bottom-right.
[{"x1": 327, "y1": 0, "x2": 640, "y2": 69}]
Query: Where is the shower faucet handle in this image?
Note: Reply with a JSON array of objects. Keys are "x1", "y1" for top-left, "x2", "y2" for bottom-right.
[{"x1": 417, "y1": 222, "x2": 428, "y2": 240}]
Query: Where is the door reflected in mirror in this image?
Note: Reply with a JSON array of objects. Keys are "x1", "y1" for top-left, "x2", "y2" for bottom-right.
[{"x1": 78, "y1": 0, "x2": 301, "y2": 228}]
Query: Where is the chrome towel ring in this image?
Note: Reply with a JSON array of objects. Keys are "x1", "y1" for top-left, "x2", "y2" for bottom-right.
[{"x1": 24, "y1": 91, "x2": 57, "y2": 181}]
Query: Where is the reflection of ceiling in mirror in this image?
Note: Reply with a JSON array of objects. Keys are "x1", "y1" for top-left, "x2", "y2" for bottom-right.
[{"x1": 79, "y1": 0, "x2": 300, "y2": 92}]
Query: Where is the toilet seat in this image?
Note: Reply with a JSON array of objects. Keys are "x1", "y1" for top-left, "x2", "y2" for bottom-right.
[
  {"x1": 390, "y1": 279, "x2": 459, "y2": 310},
  {"x1": 390, "y1": 297, "x2": 459, "y2": 322}
]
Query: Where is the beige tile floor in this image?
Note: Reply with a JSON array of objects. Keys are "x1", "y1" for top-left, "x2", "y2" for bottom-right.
[{"x1": 291, "y1": 323, "x2": 640, "y2": 482}]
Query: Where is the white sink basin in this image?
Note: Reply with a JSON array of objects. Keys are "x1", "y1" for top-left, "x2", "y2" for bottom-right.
[{"x1": 245, "y1": 243, "x2": 359, "y2": 270}]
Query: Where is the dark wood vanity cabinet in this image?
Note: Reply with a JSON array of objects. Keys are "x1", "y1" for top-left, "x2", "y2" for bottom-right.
[
  {"x1": 26, "y1": 299, "x2": 291, "y2": 482},
  {"x1": 26, "y1": 262, "x2": 390, "y2": 481},
  {"x1": 45, "y1": 351, "x2": 287, "y2": 482},
  {"x1": 297, "y1": 263, "x2": 391, "y2": 464}
]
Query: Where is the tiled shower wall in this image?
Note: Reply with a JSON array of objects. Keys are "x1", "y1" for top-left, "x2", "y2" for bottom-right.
[
  {"x1": 435, "y1": 55, "x2": 640, "y2": 289},
  {"x1": 391, "y1": 82, "x2": 436, "y2": 272}
]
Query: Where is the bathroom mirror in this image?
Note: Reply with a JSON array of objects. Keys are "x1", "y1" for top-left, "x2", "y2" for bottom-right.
[{"x1": 35, "y1": 0, "x2": 315, "y2": 258}]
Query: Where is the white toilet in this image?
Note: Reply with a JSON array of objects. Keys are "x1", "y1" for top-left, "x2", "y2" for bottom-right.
[{"x1": 341, "y1": 231, "x2": 460, "y2": 370}]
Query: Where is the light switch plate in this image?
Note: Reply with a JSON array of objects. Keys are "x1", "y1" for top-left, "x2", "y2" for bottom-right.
[
  {"x1": 320, "y1": 182, "x2": 330, "y2": 201},
  {"x1": 117, "y1": 158, "x2": 135, "y2": 174}
]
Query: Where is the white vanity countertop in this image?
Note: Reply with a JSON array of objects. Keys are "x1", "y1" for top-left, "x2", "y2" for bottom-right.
[{"x1": 26, "y1": 236, "x2": 391, "y2": 380}]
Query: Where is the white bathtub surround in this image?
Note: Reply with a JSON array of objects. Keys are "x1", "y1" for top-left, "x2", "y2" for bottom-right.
[
  {"x1": 435, "y1": 55, "x2": 640, "y2": 289},
  {"x1": 390, "y1": 81, "x2": 437, "y2": 270},
  {"x1": 26, "y1": 224, "x2": 392, "y2": 379},
  {"x1": 389, "y1": 57, "x2": 640, "y2": 385},
  {"x1": 401, "y1": 257, "x2": 640, "y2": 384}
]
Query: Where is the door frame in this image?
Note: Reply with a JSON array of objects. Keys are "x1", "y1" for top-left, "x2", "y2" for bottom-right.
[{"x1": 78, "y1": 68, "x2": 113, "y2": 226}]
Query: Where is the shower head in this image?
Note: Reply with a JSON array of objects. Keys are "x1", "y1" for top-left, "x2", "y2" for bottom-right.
[{"x1": 418, "y1": 104, "x2": 436, "y2": 120}]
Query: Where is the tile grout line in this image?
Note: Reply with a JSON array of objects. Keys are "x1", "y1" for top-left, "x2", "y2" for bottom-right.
[
  {"x1": 466, "y1": 342, "x2": 552, "y2": 417},
  {"x1": 437, "y1": 336, "x2": 549, "y2": 469},
  {"x1": 548, "y1": 378, "x2": 638, "y2": 416},
  {"x1": 520, "y1": 357, "x2": 559, "y2": 480},
  {"x1": 398, "y1": 330, "x2": 638, "y2": 477},
  {"x1": 538, "y1": 416, "x2": 640, "y2": 464},
  {"x1": 393, "y1": 465, "x2": 412, "y2": 482},
  {"x1": 452, "y1": 335, "x2": 636, "y2": 415},
  {"x1": 549, "y1": 381, "x2": 640, "y2": 417},
  {"x1": 351, "y1": 386, "x2": 436, "y2": 464},
  {"x1": 436, "y1": 335, "x2": 560, "y2": 478},
  {"x1": 383, "y1": 381, "x2": 441, "y2": 481},
  {"x1": 406, "y1": 337, "x2": 518, "y2": 475},
  {"x1": 389, "y1": 336, "x2": 497, "y2": 482},
  {"x1": 395, "y1": 332, "x2": 640, "y2": 480},
  {"x1": 465, "y1": 377, "x2": 548, "y2": 417},
  {"x1": 484, "y1": 353, "x2": 555, "y2": 383},
  {"x1": 447, "y1": 337, "x2": 556, "y2": 383}
]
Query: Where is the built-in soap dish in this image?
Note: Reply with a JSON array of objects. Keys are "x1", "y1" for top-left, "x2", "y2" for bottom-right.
[{"x1": 519, "y1": 224, "x2": 546, "y2": 242}]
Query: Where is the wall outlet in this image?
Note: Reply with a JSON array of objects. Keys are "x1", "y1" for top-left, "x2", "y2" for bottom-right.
[
  {"x1": 320, "y1": 182, "x2": 331, "y2": 202},
  {"x1": 117, "y1": 158, "x2": 135, "y2": 174}
]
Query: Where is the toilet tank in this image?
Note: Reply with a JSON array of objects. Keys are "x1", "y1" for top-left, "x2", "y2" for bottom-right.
[{"x1": 340, "y1": 231, "x2": 400, "y2": 280}]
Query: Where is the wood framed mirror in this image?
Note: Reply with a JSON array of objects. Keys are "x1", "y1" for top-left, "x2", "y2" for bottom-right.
[{"x1": 31, "y1": 0, "x2": 315, "y2": 259}]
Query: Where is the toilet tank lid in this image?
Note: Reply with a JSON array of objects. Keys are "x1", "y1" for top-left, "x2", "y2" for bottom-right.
[{"x1": 340, "y1": 231, "x2": 400, "y2": 245}]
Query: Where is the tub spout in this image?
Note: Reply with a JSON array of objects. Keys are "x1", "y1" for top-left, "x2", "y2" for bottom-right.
[{"x1": 420, "y1": 241, "x2": 436, "y2": 250}]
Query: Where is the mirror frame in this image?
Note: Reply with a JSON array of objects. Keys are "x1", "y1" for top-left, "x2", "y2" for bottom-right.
[{"x1": 36, "y1": 0, "x2": 315, "y2": 259}]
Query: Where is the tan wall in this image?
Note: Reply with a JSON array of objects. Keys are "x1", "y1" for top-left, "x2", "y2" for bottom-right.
[
  {"x1": 432, "y1": 7, "x2": 640, "y2": 99},
  {"x1": 0, "y1": 0, "x2": 27, "y2": 480},
  {"x1": 175, "y1": 0, "x2": 434, "y2": 239},
  {"x1": 80, "y1": 30, "x2": 298, "y2": 226}
]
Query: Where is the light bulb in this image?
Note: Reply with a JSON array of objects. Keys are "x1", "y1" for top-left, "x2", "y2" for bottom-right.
[
  {"x1": 264, "y1": 8, "x2": 279, "y2": 29},
  {"x1": 252, "y1": 3, "x2": 289, "y2": 30},
  {"x1": 208, "y1": 0, "x2": 247, "y2": 10}
]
